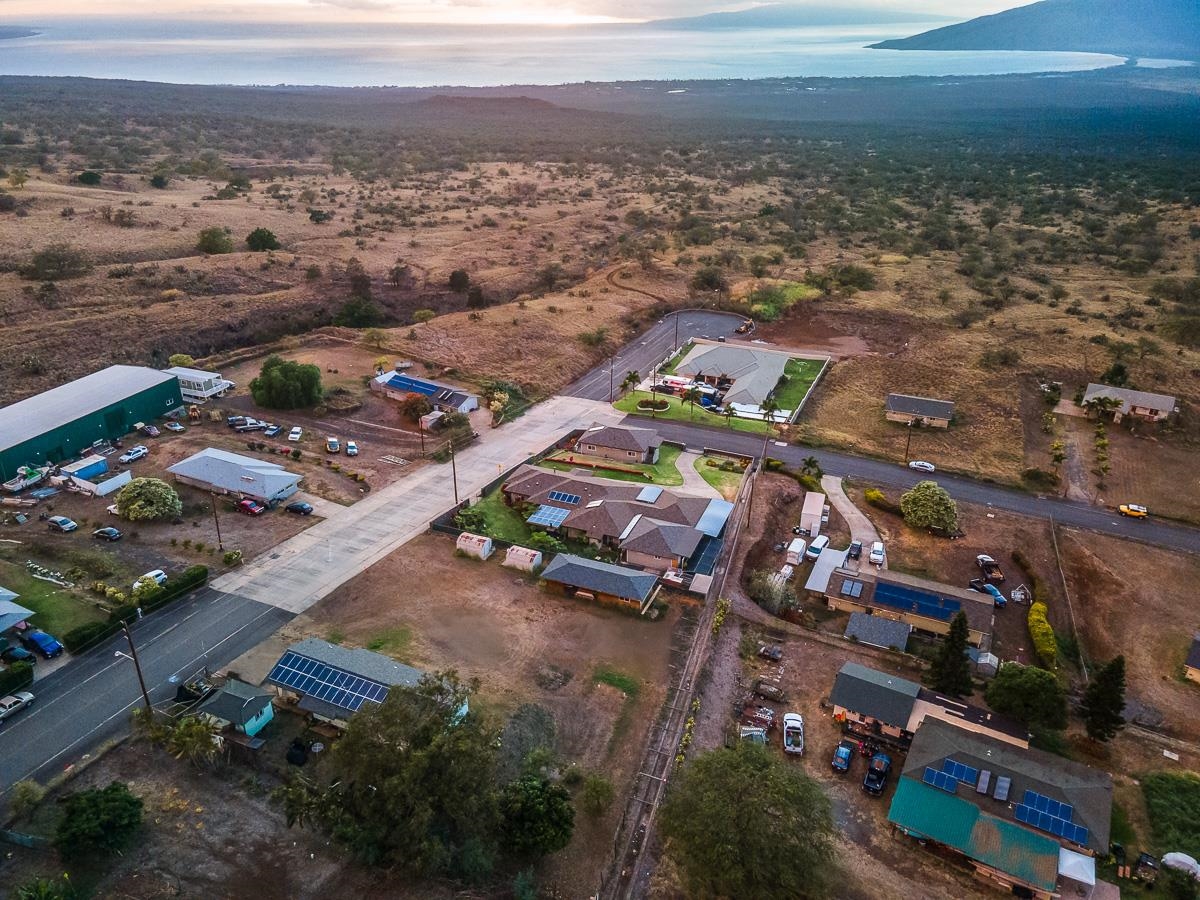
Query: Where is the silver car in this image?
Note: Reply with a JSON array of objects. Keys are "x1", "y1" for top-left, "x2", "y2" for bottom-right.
[{"x1": 0, "y1": 691, "x2": 35, "y2": 722}]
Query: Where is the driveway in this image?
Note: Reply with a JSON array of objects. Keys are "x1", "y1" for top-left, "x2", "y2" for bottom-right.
[
  {"x1": 677, "y1": 450, "x2": 722, "y2": 499},
  {"x1": 821, "y1": 475, "x2": 884, "y2": 568}
]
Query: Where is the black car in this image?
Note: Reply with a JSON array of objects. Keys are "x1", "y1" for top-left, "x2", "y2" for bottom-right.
[
  {"x1": 0, "y1": 645, "x2": 35, "y2": 665},
  {"x1": 847, "y1": 540, "x2": 863, "y2": 560},
  {"x1": 650, "y1": 384, "x2": 675, "y2": 395},
  {"x1": 286, "y1": 501, "x2": 314, "y2": 516},
  {"x1": 862, "y1": 753, "x2": 892, "y2": 796},
  {"x1": 93, "y1": 526, "x2": 123, "y2": 542}
]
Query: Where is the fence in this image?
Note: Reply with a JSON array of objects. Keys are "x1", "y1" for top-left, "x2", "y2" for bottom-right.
[{"x1": 787, "y1": 355, "x2": 832, "y2": 425}]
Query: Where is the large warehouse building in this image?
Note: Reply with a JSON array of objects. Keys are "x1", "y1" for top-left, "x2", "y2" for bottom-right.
[{"x1": 0, "y1": 366, "x2": 183, "y2": 479}]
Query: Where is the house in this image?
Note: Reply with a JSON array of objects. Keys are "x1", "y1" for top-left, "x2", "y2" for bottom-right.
[
  {"x1": 541, "y1": 554, "x2": 660, "y2": 611},
  {"x1": 1082, "y1": 383, "x2": 1177, "y2": 423},
  {"x1": 167, "y1": 448, "x2": 301, "y2": 505},
  {"x1": 456, "y1": 532, "x2": 494, "y2": 560},
  {"x1": 804, "y1": 547, "x2": 848, "y2": 595},
  {"x1": 573, "y1": 424, "x2": 662, "y2": 465},
  {"x1": 503, "y1": 546, "x2": 543, "y2": 572},
  {"x1": 844, "y1": 612, "x2": 911, "y2": 651},
  {"x1": 885, "y1": 393, "x2": 955, "y2": 428},
  {"x1": 0, "y1": 365, "x2": 183, "y2": 481},
  {"x1": 674, "y1": 343, "x2": 790, "y2": 408},
  {"x1": 829, "y1": 662, "x2": 1027, "y2": 748},
  {"x1": 371, "y1": 371, "x2": 479, "y2": 415},
  {"x1": 197, "y1": 678, "x2": 275, "y2": 737},
  {"x1": 265, "y1": 638, "x2": 464, "y2": 728},
  {"x1": 888, "y1": 718, "x2": 1113, "y2": 898},
  {"x1": 826, "y1": 567, "x2": 994, "y2": 648},
  {"x1": 620, "y1": 516, "x2": 703, "y2": 572},
  {"x1": 0, "y1": 591, "x2": 34, "y2": 632},
  {"x1": 799, "y1": 491, "x2": 826, "y2": 537},
  {"x1": 164, "y1": 366, "x2": 235, "y2": 403},
  {"x1": 1185, "y1": 635, "x2": 1200, "y2": 684}
]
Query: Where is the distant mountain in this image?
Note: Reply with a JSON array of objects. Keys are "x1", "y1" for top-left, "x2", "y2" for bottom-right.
[
  {"x1": 871, "y1": 0, "x2": 1200, "y2": 60},
  {"x1": 0, "y1": 27, "x2": 39, "y2": 40},
  {"x1": 648, "y1": 4, "x2": 947, "y2": 30}
]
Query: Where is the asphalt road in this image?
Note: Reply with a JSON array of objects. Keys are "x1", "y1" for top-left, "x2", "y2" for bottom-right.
[
  {"x1": 639, "y1": 417, "x2": 1200, "y2": 554},
  {"x1": 563, "y1": 310, "x2": 745, "y2": 401}
]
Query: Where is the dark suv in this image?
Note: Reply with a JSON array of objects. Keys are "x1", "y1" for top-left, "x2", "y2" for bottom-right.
[
  {"x1": 847, "y1": 540, "x2": 863, "y2": 560},
  {"x1": 862, "y1": 753, "x2": 892, "y2": 796}
]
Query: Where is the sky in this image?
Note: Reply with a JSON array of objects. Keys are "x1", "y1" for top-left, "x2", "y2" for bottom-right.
[{"x1": 0, "y1": 0, "x2": 1025, "y2": 26}]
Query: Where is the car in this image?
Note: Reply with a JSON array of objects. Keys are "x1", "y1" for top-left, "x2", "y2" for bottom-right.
[
  {"x1": 908, "y1": 460, "x2": 936, "y2": 473},
  {"x1": 739, "y1": 725, "x2": 768, "y2": 746},
  {"x1": 831, "y1": 740, "x2": 856, "y2": 774},
  {"x1": 345, "y1": 440, "x2": 359, "y2": 457},
  {"x1": 92, "y1": 526, "x2": 122, "y2": 542},
  {"x1": 237, "y1": 498, "x2": 266, "y2": 516},
  {"x1": 106, "y1": 503, "x2": 120, "y2": 516},
  {"x1": 325, "y1": 436, "x2": 340, "y2": 454},
  {"x1": 46, "y1": 516, "x2": 78, "y2": 533},
  {"x1": 782, "y1": 713, "x2": 805, "y2": 755},
  {"x1": 978, "y1": 582, "x2": 1006, "y2": 607},
  {"x1": 717, "y1": 335, "x2": 727, "y2": 342},
  {"x1": 288, "y1": 426, "x2": 303, "y2": 442},
  {"x1": 134, "y1": 569, "x2": 167, "y2": 591},
  {"x1": 118, "y1": 445, "x2": 148, "y2": 463},
  {"x1": 753, "y1": 679, "x2": 787, "y2": 704},
  {"x1": 227, "y1": 415, "x2": 247, "y2": 427},
  {"x1": 21, "y1": 630, "x2": 63, "y2": 659},
  {"x1": 805, "y1": 534, "x2": 830, "y2": 560},
  {"x1": 140, "y1": 423, "x2": 161, "y2": 437},
  {"x1": 758, "y1": 644, "x2": 783, "y2": 662},
  {"x1": 0, "y1": 691, "x2": 35, "y2": 722},
  {"x1": 847, "y1": 539, "x2": 863, "y2": 560},
  {"x1": 164, "y1": 421, "x2": 185, "y2": 432},
  {"x1": 651, "y1": 384, "x2": 675, "y2": 395},
  {"x1": 1119, "y1": 504, "x2": 1149, "y2": 518},
  {"x1": 868, "y1": 541, "x2": 886, "y2": 566},
  {"x1": 286, "y1": 501, "x2": 314, "y2": 516},
  {"x1": 236, "y1": 421, "x2": 266, "y2": 433},
  {"x1": 862, "y1": 752, "x2": 892, "y2": 796},
  {"x1": 0, "y1": 645, "x2": 35, "y2": 665},
  {"x1": 263, "y1": 424, "x2": 282, "y2": 437}
]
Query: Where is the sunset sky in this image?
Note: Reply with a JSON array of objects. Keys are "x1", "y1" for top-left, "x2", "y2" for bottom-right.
[{"x1": 0, "y1": 0, "x2": 1025, "y2": 26}]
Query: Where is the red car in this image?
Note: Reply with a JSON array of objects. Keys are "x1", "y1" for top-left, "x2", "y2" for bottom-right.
[{"x1": 237, "y1": 499, "x2": 266, "y2": 516}]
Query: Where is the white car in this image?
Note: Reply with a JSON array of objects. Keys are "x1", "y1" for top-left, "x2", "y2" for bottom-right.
[
  {"x1": 0, "y1": 691, "x2": 34, "y2": 722},
  {"x1": 288, "y1": 426, "x2": 303, "y2": 442},
  {"x1": 805, "y1": 534, "x2": 830, "y2": 560},
  {"x1": 134, "y1": 568, "x2": 168, "y2": 591},
  {"x1": 164, "y1": 421, "x2": 185, "y2": 432},
  {"x1": 868, "y1": 541, "x2": 886, "y2": 566},
  {"x1": 783, "y1": 713, "x2": 805, "y2": 755},
  {"x1": 119, "y1": 445, "x2": 148, "y2": 463},
  {"x1": 345, "y1": 440, "x2": 358, "y2": 457},
  {"x1": 908, "y1": 460, "x2": 936, "y2": 473}
]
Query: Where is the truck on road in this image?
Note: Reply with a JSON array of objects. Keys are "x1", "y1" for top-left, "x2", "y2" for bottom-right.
[{"x1": 976, "y1": 554, "x2": 1004, "y2": 583}]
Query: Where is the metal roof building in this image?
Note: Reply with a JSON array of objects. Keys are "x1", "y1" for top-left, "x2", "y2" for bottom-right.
[
  {"x1": 167, "y1": 447, "x2": 301, "y2": 504},
  {"x1": 0, "y1": 366, "x2": 183, "y2": 480}
]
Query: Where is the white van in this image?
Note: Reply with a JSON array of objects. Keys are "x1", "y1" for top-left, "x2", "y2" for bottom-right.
[
  {"x1": 805, "y1": 534, "x2": 830, "y2": 560},
  {"x1": 869, "y1": 542, "x2": 886, "y2": 566}
]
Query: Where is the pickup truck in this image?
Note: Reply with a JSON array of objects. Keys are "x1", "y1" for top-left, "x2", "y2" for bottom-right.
[{"x1": 976, "y1": 554, "x2": 1005, "y2": 583}]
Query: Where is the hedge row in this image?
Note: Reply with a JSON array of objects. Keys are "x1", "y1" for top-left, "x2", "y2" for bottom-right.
[
  {"x1": 62, "y1": 565, "x2": 210, "y2": 653},
  {"x1": 1027, "y1": 601, "x2": 1058, "y2": 669},
  {"x1": 0, "y1": 661, "x2": 33, "y2": 695},
  {"x1": 864, "y1": 487, "x2": 902, "y2": 516}
]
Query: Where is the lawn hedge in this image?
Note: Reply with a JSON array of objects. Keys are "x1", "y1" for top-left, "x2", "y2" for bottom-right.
[
  {"x1": 61, "y1": 565, "x2": 210, "y2": 654},
  {"x1": 1027, "y1": 601, "x2": 1058, "y2": 669},
  {"x1": 0, "y1": 661, "x2": 34, "y2": 694}
]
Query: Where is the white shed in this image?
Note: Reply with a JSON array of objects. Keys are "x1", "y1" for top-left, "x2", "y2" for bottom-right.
[
  {"x1": 504, "y1": 545, "x2": 543, "y2": 572},
  {"x1": 456, "y1": 532, "x2": 494, "y2": 560},
  {"x1": 800, "y1": 492, "x2": 826, "y2": 538},
  {"x1": 786, "y1": 538, "x2": 807, "y2": 566}
]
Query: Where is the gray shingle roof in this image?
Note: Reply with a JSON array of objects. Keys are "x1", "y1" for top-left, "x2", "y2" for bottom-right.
[
  {"x1": 620, "y1": 517, "x2": 703, "y2": 559},
  {"x1": 167, "y1": 448, "x2": 300, "y2": 500},
  {"x1": 675, "y1": 345, "x2": 790, "y2": 407},
  {"x1": 0, "y1": 366, "x2": 178, "y2": 453},
  {"x1": 886, "y1": 393, "x2": 956, "y2": 420},
  {"x1": 577, "y1": 424, "x2": 663, "y2": 454},
  {"x1": 541, "y1": 554, "x2": 658, "y2": 602},
  {"x1": 902, "y1": 718, "x2": 1112, "y2": 853},
  {"x1": 286, "y1": 638, "x2": 426, "y2": 688},
  {"x1": 844, "y1": 612, "x2": 912, "y2": 650},
  {"x1": 1082, "y1": 383, "x2": 1176, "y2": 416},
  {"x1": 828, "y1": 661, "x2": 921, "y2": 729},
  {"x1": 198, "y1": 679, "x2": 273, "y2": 727}
]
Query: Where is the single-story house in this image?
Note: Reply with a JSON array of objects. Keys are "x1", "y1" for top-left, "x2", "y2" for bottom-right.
[
  {"x1": 541, "y1": 554, "x2": 660, "y2": 611},
  {"x1": 167, "y1": 447, "x2": 301, "y2": 505},
  {"x1": 889, "y1": 718, "x2": 1112, "y2": 898},
  {"x1": 826, "y1": 567, "x2": 994, "y2": 648},
  {"x1": 265, "y1": 638, "x2": 464, "y2": 728},
  {"x1": 0, "y1": 593, "x2": 34, "y2": 632},
  {"x1": 674, "y1": 343, "x2": 790, "y2": 408},
  {"x1": 574, "y1": 424, "x2": 662, "y2": 465},
  {"x1": 371, "y1": 371, "x2": 479, "y2": 415},
  {"x1": 619, "y1": 516, "x2": 704, "y2": 573},
  {"x1": 830, "y1": 662, "x2": 1027, "y2": 748},
  {"x1": 165, "y1": 366, "x2": 235, "y2": 403},
  {"x1": 1185, "y1": 635, "x2": 1200, "y2": 684},
  {"x1": 1082, "y1": 383, "x2": 1177, "y2": 423},
  {"x1": 844, "y1": 612, "x2": 912, "y2": 651},
  {"x1": 197, "y1": 678, "x2": 275, "y2": 737},
  {"x1": 885, "y1": 393, "x2": 955, "y2": 428}
]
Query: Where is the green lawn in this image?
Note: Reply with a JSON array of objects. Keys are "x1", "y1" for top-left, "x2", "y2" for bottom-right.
[
  {"x1": 659, "y1": 346, "x2": 690, "y2": 376},
  {"x1": 1142, "y1": 771, "x2": 1200, "y2": 856},
  {"x1": 467, "y1": 489, "x2": 534, "y2": 544},
  {"x1": 748, "y1": 281, "x2": 821, "y2": 321},
  {"x1": 541, "y1": 443, "x2": 685, "y2": 486},
  {"x1": 614, "y1": 391, "x2": 772, "y2": 434},
  {"x1": 695, "y1": 456, "x2": 746, "y2": 500},
  {"x1": 771, "y1": 358, "x2": 826, "y2": 412},
  {"x1": 0, "y1": 559, "x2": 107, "y2": 638}
]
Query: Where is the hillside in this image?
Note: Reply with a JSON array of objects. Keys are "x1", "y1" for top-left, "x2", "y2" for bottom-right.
[
  {"x1": 871, "y1": 0, "x2": 1200, "y2": 60},
  {"x1": 650, "y1": 4, "x2": 945, "y2": 30}
]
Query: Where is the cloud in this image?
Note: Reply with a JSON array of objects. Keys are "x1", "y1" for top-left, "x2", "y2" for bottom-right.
[{"x1": 309, "y1": 0, "x2": 396, "y2": 10}]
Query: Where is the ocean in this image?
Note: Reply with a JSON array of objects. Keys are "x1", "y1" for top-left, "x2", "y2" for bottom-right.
[{"x1": 0, "y1": 17, "x2": 1141, "y2": 87}]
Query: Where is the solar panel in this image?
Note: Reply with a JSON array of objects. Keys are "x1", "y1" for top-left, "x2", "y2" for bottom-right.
[
  {"x1": 922, "y1": 768, "x2": 957, "y2": 793},
  {"x1": 976, "y1": 770, "x2": 991, "y2": 795},
  {"x1": 267, "y1": 650, "x2": 391, "y2": 714},
  {"x1": 872, "y1": 581, "x2": 962, "y2": 622},
  {"x1": 840, "y1": 580, "x2": 865, "y2": 598},
  {"x1": 527, "y1": 505, "x2": 570, "y2": 528},
  {"x1": 993, "y1": 776, "x2": 1011, "y2": 802},
  {"x1": 942, "y1": 758, "x2": 979, "y2": 785},
  {"x1": 547, "y1": 491, "x2": 581, "y2": 505},
  {"x1": 1013, "y1": 794, "x2": 1089, "y2": 846}
]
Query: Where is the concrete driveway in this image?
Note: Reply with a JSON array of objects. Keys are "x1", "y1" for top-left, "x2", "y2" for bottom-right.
[{"x1": 822, "y1": 474, "x2": 885, "y2": 570}]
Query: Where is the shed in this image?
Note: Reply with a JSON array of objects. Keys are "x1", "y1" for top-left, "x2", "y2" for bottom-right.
[
  {"x1": 541, "y1": 553, "x2": 659, "y2": 610},
  {"x1": 503, "y1": 545, "x2": 543, "y2": 572},
  {"x1": 786, "y1": 538, "x2": 807, "y2": 566},
  {"x1": 456, "y1": 532, "x2": 494, "y2": 560},
  {"x1": 1185, "y1": 635, "x2": 1200, "y2": 684},
  {"x1": 800, "y1": 492, "x2": 825, "y2": 537},
  {"x1": 59, "y1": 454, "x2": 108, "y2": 481},
  {"x1": 197, "y1": 678, "x2": 275, "y2": 737}
]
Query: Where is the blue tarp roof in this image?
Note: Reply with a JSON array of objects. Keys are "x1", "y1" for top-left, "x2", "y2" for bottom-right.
[{"x1": 696, "y1": 499, "x2": 734, "y2": 537}]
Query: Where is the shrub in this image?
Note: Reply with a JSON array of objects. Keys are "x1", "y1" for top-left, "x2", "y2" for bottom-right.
[
  {"x1": 246, "y1": 227, "x2": 280, "y2": 251},
  {"x1": 62, "y1": 621, "x2": 116, "y2": 653},
  {"x1": 76, "y1": 170, "x2": 102, "y2": 186},
  {"x1": 115, "y1": 477, "x2": 182, "y2": 521},
  {"x1": 9, "y1": 780, "x2": 45, "y2": 821},
  {"x1": 580, "y1": 774, "x2": 615, "y2": 816},
  {"x1": 196, "y1": 226, "x2": 233, "y2": 254},
  {"x1": 56, "y1": 782, "x2": 144, "y2": 860},
  {"x1": 21, "y1": 243, "x2": 92, "y2": 281},
  {"x1": 334, "y1": 295, "x2": 383, "y2": 327},
  {"x1": 864, "y1": 487, "x2": 901, "y2": 515},
  {"x1": 449, "y1": 269, "x2": 470, "y2": 292},
  {"x1": 250, "y1": 354, "x2": 323, "y2": 409},
  {"x1": 1027, "y1": 601, "x2": 1057, "y2": 668},
  {"x1": 0, "y1": 661, "x2": 34, "y2": 694},
  {"x1": 223, "y1": 549, "x2": 243, "y2": 566}
]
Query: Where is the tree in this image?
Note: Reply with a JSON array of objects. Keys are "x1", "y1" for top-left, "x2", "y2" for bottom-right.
[
  {"x1": 22, "y1": 243, "x2": 91, "y2": 281},
  {"x1": 9, "y1": 779, "x2": 45, "y2": 821},
  {"x1": 149, "y1": 173, "x2": 170, "y2": 189},
  {"x1": 748, "y1": 254, "x2": 771, "y2": 278},
  {"x1": 899, "y1": 480, "x2": 958, "y2": 532},
  {"x1": 661, "y1": 745, "x2": 837, "y2": 899},
  {"x1": 1080, "y1": 656, "x2": 1126, "y2": 742},
  {"x1": 55, "y1": 781, "x2": 143, "y2": 860},
  {"x1": 801, "y1": 456, "x2": 823, "y2": 479},
  {"x1": 196, "y1": 226, "x2": 233, "y2": 254},
  {"x1": 690, "y1": 265, "x2": 728, "y2": 296},
  {"x1": 466, "y1": 285, "x2": 488, "y2": 308},
  {"x1": 363, "y1": 328, "x2": 386, "y2": 350},
  {"x1": 246, "y1": 227, "x2": 280, "y2": 251},
  {"x1": 168, "y1": 353, "x2": 196, "y2": 368},
  {"x1": 498, "y1": 775, "x2": 575, "y2": 858},
  {"x1": 1049, "y1": 440, "x2": 1067, "y2": 473},
  {"x1": 388, "y1": 260, "x2": 410, "y2": 287},
  {"x1": 167, "y1": 716, "x2": 221, "y2": 768},
  {"x1": 724, "y1": 405, "x2": 737, "y2": 429},
  {"x1": 580, "y1": 773, "x2": 614, "y2": 816},
  {"x1": 413, "y1": 309, "x2": 436, "y2": 324},
  {"x1": 759, "y1": 397, "x2": 781, "y2": 461},
  {"x1": 76, "y1": 171, "x2": 102, "y2": 186},
  {"x1": 115, "y1": 478, "x2": 182, "y2": 521},
  {"x1": 449, "y1": 269, "x2": 470, "y2": 292},
  {"x1": 984, "y1": 663, "x2": 1067, "y2": 730},
  {"x1": 980, "y1": 206, "x2": 1003, "y2": 232},
  {"x1": 398, "y1": 394, "x2": 433, "y2": 421},
  {"x1": 620, "y1": 370, "x2": 641, "y2": 394},
  {"x1": 929, "y1": 611, "x2": 973, "y2": 697},
  {"x1": 335, "y1": 296, "x2": 383, "y2": 328},
  {"x1": 535, "y1": 263, "x2": 565, "y2": 291},
  {"x1": 682, "y1": 386, "x2": 703, "y2": 420},
  {"x1": 7, "y1": 168, "x2": 29, "y2": 189},
  {"x1": 249, "y1": 355, "x2": 323, "y2": 409}
]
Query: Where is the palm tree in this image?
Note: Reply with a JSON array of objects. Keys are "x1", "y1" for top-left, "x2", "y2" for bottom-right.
[
  {"x1": 759, "y1": 397, "x2": 781, "y2": 464},
  {"x1": 168, "y1": 716, "x2": 221, "y2": 769},
  {"x1": 723, "y1": 405, "x2": 737, "y2": 429},
  {"x1": 621, "y1": 370, "x2": 641, "y2": 394},
  {"x1": 801, "y1": 455, "x2": 823, "y2": 479},
  {"x1": 682, "y1": 386, "x2": 703, "y2": 420}
]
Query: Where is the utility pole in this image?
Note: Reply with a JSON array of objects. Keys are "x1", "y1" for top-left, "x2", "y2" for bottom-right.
[
  {"x1": 121, "y1": 621, "x2": 153, "y2": 717},
  {"x1": 418, "y1": 422, "x2": 426, "y2": 456},
  {"x1": 449, "y1": 437, "x2": 459, "y2": 504},
  {"x1": 904, "y1": 419, "x2": 915, "y2": 463},
  {"x1": 674, "y1": 311, "x2": 679, "y2": 351},
  {"x1": 210, "y1": 492, "x2": 223, "y2": 551},
  {"x1": 609, "y1": 355, "x2": 614, "y2": 403}
]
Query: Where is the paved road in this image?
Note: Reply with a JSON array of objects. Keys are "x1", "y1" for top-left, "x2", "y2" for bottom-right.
[
  {"x1": 639, "y1": 417, "x2": 1200, "y2": 554},
  {"x1": 563, "y1": 310, "x2": 744, "y2": 401}
]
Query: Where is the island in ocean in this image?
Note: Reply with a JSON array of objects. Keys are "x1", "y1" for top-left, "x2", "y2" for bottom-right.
[{"x1": 0, "y1": 27, "x2": 39, "y2": 40}]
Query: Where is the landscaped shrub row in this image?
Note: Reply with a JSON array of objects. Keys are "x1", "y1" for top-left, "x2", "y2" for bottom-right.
[
  {"x1": 0, "y1": 661, "x2": 33, "y2": 694},
  {"x1": 864, "y1": 487, "x2": 902, "y2": 516},
  {"x1": 62, "y1": 565, "x2": 210, "y2": 653},
  {"x1": 1027, "y1": 601, "x2": 1058, "y2": 669}
]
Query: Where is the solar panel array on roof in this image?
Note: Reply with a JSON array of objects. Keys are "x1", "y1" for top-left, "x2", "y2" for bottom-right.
[
  {"x1": 840, "y1": 579, "x2": 865, "y2": 599},
  {"x1": 268, "y1": 650, "x2": 389, "y2": 714},
  {"x1": 1014, "y1": 793, "x2": 1088, "y2": 846},
  {"x1": 923, "y1": 767, "x2": 958, "y2": 793},
  {"x1": 942, "y1": 758, "x2": 979, "y2": 785},
  {"x1": 993, "y1": 775, "x2": 1012, "y2": 802},
  {"x1": 873, "y1": 581, "x2": 962, "y2": 622},
  {"x1": 385, "y1": 374, "x2": 438, "y2": 397},
  {"x1": 547, "y1": 490, "x2": 581, "y2": 505},
  {"x1": 527, "y1": 505, "x2": 570, "y2": 529},
  {"x1": 976, "y1": 770, "x2": 992, "y2": 795}
]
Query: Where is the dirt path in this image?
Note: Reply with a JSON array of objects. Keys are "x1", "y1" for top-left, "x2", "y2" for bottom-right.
[{"x1": 1061, "y1": 420, "x2": 1093, "y2": 503}]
